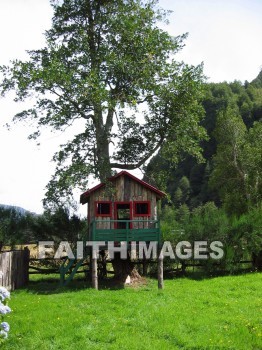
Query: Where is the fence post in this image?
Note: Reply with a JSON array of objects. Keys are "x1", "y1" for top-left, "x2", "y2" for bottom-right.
[{"x1": 23, "y1": 247, "x2": 30, "y2": 284}]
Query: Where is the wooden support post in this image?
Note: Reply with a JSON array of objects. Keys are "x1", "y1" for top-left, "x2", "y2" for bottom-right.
[
  {"x1": 142, "y1": 250, "x2": 147, "y2": 276},
  {"x1": 142, "y1": 258, "x2": 147, "y2": 276},
  {"x1": 92, "y1": 254, "x2": 98, "y2": 290},
  {"x1": 158, "y1": 246, "x2": 164, "y2": 289}
]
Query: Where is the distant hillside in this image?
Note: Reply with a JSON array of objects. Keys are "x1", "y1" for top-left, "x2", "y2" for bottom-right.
[
  {"x1": 0, "y1": 204, "x2": 36, "y2": 216},
  {"x1": 251, "y1": 69, "x2": 262, "y2": 88}
]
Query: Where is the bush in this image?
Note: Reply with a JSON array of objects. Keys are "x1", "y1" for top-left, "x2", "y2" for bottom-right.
[{"x1": 159, "y1": 202, "x2": 261, "y2": 274}]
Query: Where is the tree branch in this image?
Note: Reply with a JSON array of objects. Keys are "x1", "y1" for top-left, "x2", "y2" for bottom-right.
[
  {"x1": 110, "y1": 136, "x2": 164, "y2": 170},
  {"x1": 48, "y1": 87, "x2": 93, "y2": 120}
]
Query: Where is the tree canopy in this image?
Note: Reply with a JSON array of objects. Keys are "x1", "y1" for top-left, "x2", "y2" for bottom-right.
[
  {"x1": 0, "y1": 205, "x2": 86, "y2": 247},
  {"x1": 210, "y1": 111, "x2": 262, "y2": 215},
  {"x1": 0, "y1": 0, "x2": 206, "y2": 209},
  {"x1": 145, "y1": 75, "x2": 262, "y2": 215}
]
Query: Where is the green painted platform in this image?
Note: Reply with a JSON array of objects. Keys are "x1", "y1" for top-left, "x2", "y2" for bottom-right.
[
  {"x1": 60, "y1": 219, "x2": 161, "y2": 285},
  {"x1": 91, "y1": 219, "x2": 161, "y2": 242}
]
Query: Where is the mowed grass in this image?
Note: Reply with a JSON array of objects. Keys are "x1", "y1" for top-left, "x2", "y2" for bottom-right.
[{"x1": 2, "y1": 273, "x2": 262, "y2": 350}]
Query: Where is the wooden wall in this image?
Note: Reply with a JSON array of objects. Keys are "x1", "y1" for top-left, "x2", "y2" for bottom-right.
[
  {"x1": 0, "y1": 249, "x2": 30, "y2": 291},
  {"x1": 87, "y1": 174, "x2": 158, "y2": 232}
]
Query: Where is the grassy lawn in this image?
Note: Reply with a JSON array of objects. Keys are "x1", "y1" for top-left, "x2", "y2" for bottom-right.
[{"x1": 2, "y1": 272, "x2": 261, "y2": 350}]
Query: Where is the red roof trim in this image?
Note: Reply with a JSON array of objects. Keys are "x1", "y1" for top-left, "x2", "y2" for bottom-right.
[{"x1": 80, "y1": 170, "x2": 165, "y2": 204}]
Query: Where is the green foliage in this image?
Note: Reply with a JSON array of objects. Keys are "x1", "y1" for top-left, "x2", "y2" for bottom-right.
[
  {"x1": 160, "y1": 202, "x2": 261, "y2": 272},
  {"x1": 145, "y1": 72, "x2": 262, "y2": 215},
  {"x1": 161, "y1": 201, "x2": 228, "y2": 247},
  {"x1": 173, "y1": 176, "x2": 190, "y2": 206},
  {"x1": 209, "y1": 107, "x2": 247, "y2": 214},
  {"x1": 210, "y1": 110, "x2": 262, "y2": 215},
  {"x1": 31, "y1": 208, "x2": 87, "y2": 243},
  {"x1": 184, "y1": 202, "x2": 229, "y2": 242},
  {"x1": 0, "y1": 206, "x2": 87, "y2": 246},
  {"x1": 147, "y1": 74, "x2": 262, "y2": 273},
  {"x1": 159, "y1": 205, "x2": 181, "y2": 242},
  {"x1": 251, "y1": 68, "x2": 262, "y2": 88},
  {"x1": 227, "y1": 206, "x2": 262, "y2": 259},
  {"x1": 0, "y1": 207, "x2": 33, "y2": 247},
  {"x1": 0, "y1": 0, "x2": 206, "y2": 209},
  {"x1": 176, "y1": 204, "x2": 190, "y2": 225},
  {"x1": 173, "y1": 187, "x2": 182, "y2": 206}
]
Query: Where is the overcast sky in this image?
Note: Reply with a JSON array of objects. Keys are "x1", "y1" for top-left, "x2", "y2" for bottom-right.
[{"x1": 0, "y1": 0, "x2": 261, "y2": 215}]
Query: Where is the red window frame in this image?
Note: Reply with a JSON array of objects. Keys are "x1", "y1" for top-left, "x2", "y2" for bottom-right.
[
  {"x1": 95, "y1": 201, "x2": 112, "y2": 217},
  {"x1": 133, "y1": 201, "x2": 151, "y2": 217}
]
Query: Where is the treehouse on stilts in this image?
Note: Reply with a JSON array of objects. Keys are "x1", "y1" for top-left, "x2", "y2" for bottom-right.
[{"x1": 60, "y1": 171, "x2": 165, "y2": 288}]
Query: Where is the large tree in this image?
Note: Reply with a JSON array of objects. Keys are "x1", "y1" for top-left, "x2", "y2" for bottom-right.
[
  {"x1": 210, "y1": 108, "x2": 262, "y2": 215},
  {"x1": 0, "y1": 0, "x2": 205, "y2": 209}
]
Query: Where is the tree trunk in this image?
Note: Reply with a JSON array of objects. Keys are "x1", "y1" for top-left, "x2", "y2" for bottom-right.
[
  {"x1": 111, "y1": 252, "x2": 141, "y2": 285},
  {"x1": 94, "y1": 112, "x2": 142, "y2": 286}
]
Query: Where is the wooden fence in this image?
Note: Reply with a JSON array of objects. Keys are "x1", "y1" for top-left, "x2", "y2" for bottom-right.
[{"x1": 0, "y1": 248, "x2": 30, "y2": 291}]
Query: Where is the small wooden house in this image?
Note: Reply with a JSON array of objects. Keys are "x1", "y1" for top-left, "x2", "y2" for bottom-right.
[{"x1": 80, "y1": 171, "x2": 165, "y2": 243}]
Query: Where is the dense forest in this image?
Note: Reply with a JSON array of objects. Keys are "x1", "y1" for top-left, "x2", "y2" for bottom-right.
[
  {"x1": 144, "y1": 69, "x2": 262, "y2": 268},
  {"x1": 1, "y1": 70, "x2": 261, "y2": 269},
  {"x1": 0, "y1": 206, "x2": 87, "y2": 248},
  {"x1": 145, "y1": 69, "x2": 262, "y2": 213}
]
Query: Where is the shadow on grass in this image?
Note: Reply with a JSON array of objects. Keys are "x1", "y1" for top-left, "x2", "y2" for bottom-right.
[
  {"x1": 22, "y1": 266, "x2": 256, "y2": 295},
  {"x1": 24, "y1": 275, "x2": 127, "y2": 295},
  {"x1": 162, "y1": 266, "x2": 255, "y2": 281}
]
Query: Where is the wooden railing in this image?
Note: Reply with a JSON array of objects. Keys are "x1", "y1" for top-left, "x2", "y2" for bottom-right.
[{"x1": 91, "y1": 219, "x2": 161, "y2": 242}]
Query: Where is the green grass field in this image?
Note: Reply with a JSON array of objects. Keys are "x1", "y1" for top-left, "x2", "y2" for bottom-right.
[{"x1": 2, "y1": 273, "x2": 262, "y2": 350}]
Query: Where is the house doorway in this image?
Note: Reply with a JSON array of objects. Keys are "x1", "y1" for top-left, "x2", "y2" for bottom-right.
[{"x1": 115, "y1": 202, "x2": 132, "y2": 229}]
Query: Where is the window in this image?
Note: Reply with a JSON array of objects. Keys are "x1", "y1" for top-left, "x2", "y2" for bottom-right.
[
  {"x1": 134, "y1": 201, "x2": 150, "y2": 216},
  {"x1": 95, "y1": 201, "x2": 111, "y2": 217}
]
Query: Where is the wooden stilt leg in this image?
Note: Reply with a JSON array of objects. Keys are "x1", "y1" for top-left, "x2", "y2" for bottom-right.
[
  {"x1": 158, "y1": 246, "x2": 164, "y2": 289},
  {"x1": 143, "y1": 255, "x2": 147, "y2": 276},
  {"x1": 92, "y1": 254, "x2": 98, "y2": 290}
]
